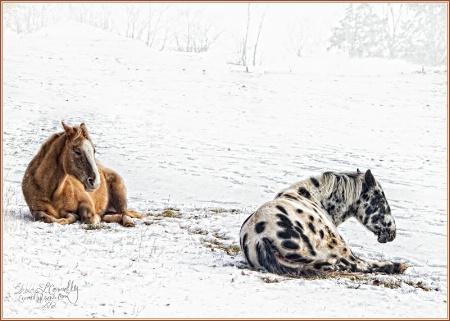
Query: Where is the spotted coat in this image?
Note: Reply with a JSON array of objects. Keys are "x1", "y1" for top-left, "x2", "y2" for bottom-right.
[{"x1": 240, "y1": 170, "x2": 408, "y2": 276}]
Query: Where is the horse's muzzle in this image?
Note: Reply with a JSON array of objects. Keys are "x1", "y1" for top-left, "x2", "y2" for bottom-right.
[
  {"x1": 84, "y1": 176, "x2": 100, "y2": 192},
  {"x1": 377, "y1": 228, "x2": 396, "y2": 243}
]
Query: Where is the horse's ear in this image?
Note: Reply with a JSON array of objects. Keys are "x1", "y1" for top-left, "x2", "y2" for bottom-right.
[
  {"x1": 62, "y1": 121, "x2": 75, "y2": 137},
  {"x1": 357, "y1": 168, "x2": 361, "y2": 173},
  {"x1": 80, "y1": 123, "x2": 90, "y2": 138},
  {"x1": 364, "y1": 169, "x2": 376, "y2": 188}
]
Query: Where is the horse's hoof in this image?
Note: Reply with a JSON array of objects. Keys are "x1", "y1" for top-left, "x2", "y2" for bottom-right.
[
  {"x1": 90, "y1": 215, "x2": 101, "y2": 224},
  {"x1": 122, "y1": 216, "x2": 135, "y2": 227},
  {"x1": 60, "y1": 219, "x2": 70, "y2": 225},
  {"x1": 123, "y1": 221, "x2": 135, "y2": 228},
  {"x1": 394, "y1": 263, "x2": 408, "y2": 274}
]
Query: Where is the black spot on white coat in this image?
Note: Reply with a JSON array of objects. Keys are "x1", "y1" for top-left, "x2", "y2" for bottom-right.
[{"x1": 255, "y1": 221, "x2": 267, "y2": 234}]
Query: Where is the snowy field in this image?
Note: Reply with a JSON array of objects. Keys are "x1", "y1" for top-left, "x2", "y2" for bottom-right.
[{"x1": 2, "y1": 21, "x2": 448, "y2": 318}]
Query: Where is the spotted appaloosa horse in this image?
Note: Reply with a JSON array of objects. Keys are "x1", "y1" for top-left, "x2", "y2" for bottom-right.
[
  {"x1": 22, "y1": 122, "x2": 146, "y2": 227},
  {"x1": 240, "y1": 169, "x2": 408, "y2": 276}
]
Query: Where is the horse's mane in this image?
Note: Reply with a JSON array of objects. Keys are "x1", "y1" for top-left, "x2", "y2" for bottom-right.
[
  {"x1": 318, "y1": 171, "x2": 365, "y2": 203},
  {"x1": 72, "y1": 126, "x2": 85, "y2": 142},
  {"x1": 34, "y1": 131, "x2": 66, "y2": 164}
]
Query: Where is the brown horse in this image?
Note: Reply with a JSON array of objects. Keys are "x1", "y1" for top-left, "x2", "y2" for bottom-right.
[{"x1": 22, "y1": 121, "x2": 146, "y2": 227}]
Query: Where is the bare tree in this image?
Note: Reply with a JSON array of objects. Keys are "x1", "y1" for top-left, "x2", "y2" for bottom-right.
[
  {"x1": 97, "y1": 4, "x2": 113, "y2": 31},
  {"x1": 125, "y1": 4, "x2": 145, "y2": 40},
  {"x1": 65, "y1": 3, "x2": 173, "y2": 50},
  {"x1": 172, "y1": 7, "x2": 221, "y2": 53},
  {"x1": 159, "y1": 15, "x2": 170, "y2": 51},
  {"x1": 241, "y1": 3, "x2": 251, "y2": 69},
  {"x1": 382, "y1": 3, "x2": 406, "y2": 58},
  {"x1": 4, "y1": 3, "x2": 58, "y2": 33},
  {"x1": 143, "y1": 4, "x2": 170, "y2": 47},
  {"x1": 231, "y1": 3, "x2": 269, "y2": 70},
  {"x1": 286, "y1": 17, "x2": 320, "y2": 57},
  {"x1": 252, "y1": 5, "x2": 267, "y2": 66},
  {"x1": 69, "y1": 4, "x2": 90, "y2": 24},
  {"x1": 4, "y1": 3, "x2": 24, "y2": 33}
]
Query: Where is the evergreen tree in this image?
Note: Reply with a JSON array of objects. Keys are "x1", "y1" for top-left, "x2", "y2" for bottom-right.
[
  {"x1": 398, "y1": 3, "x2": 447, "y2": 66},
  {"x1": 328, "y1": 3, "x2": 385, "y2": 58}
]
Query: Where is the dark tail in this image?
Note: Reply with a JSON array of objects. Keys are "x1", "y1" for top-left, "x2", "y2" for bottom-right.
[{"x1": 256, "y1": 238, "x2": 323, "y2": 278}]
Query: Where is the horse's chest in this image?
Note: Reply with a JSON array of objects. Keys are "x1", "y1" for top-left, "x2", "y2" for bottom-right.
[{"x1": 53, "y1": 175, "x2": 108, "y2": 215}]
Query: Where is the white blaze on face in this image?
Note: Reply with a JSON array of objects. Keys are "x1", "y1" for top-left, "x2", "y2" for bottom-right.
[{"x1": 82, "y1": 139, "x2": 101, "y2": 189}]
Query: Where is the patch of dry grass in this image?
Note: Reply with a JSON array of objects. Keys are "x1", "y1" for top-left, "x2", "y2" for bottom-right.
[
  {"x1": 201, "y1": 238, "x2": 240, "y2": 256},
  {"x1": 148, "y1": 207, "x2": 182, "y2": 219},
  {"x1": 82, "y1": 223, "x2": 111, "y2": 231}
]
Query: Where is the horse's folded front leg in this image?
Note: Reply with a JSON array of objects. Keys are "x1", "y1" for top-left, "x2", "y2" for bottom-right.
[
  {"x1": 33, "y1": 210, "x2": 79, "y2": 225},
  {"x1": 33, "y1": 211, "x2": 58, "y2": 223},
  {"x1": 60, "y1": 213, "x2": 80, "y2": 224},
  {"x1": 101, "y1": 214, "x2": 122, "y2": 224},
  {"x1": 102, "y1": 214, "x2": 135, "y2": 227},
  {"x1": 125, "y1": 210, "x2": 148, "y2": 219},
  {"x1": 78, "y1": 206, "x2": 100, "y2": 224}
]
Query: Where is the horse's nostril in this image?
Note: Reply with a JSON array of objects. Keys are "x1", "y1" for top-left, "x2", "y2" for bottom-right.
[
  {"x1": 87, "y1": 177, "x2": 95, "y2": 187},
  {"x1": 390, "y1": 230, "x2": 397, "y2": 241}
]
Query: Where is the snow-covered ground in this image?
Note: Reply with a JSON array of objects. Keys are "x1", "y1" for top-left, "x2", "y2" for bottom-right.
[{"x1": 2, "y1": 21, "x2": 448, "y2": 318}]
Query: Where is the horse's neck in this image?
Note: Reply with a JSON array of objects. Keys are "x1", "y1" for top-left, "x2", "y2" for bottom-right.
[
  {"x1": 316, "y1": 175, "x2": 360, "y2": 226},
  {"x1": 279, "y1": 177, "x2": 358, "y2": 225},
  {"x1": 34, "y1": 134, "x2": 67, "y2": 195}
]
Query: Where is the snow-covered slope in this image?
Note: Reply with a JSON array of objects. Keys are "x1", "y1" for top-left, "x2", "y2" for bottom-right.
[{"x1": 3, "y1": 21, "x2": 447, "y2": 318}]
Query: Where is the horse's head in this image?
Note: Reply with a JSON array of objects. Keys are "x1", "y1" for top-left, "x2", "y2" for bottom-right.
[
  {"x1": 61, "y1": 121, "x2": 100, "y2": 192},
  {"x1": 356, "y1": 170, "x2": 396, "y2": 243}
]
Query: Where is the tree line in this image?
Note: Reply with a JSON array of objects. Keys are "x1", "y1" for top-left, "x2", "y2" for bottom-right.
[
  {"x1": 329, "y1": 3, "x2": 447, "y2": 66},
  {"x1": 3, "y1": 3, "x2": 447, "y2": 67}
]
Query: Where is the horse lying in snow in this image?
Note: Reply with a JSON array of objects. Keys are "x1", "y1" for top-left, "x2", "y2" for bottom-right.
[
  {"x1": 22, "y1": 122, "x2": 146, "y2": 227},
  {"x1": 240, "y1": 169, "x2": 408, "y2": 275}
]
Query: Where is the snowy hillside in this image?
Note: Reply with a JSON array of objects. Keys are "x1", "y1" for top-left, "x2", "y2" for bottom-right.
[{"x1": 2, "y1": 21, "x2": 448, "y2": 318}]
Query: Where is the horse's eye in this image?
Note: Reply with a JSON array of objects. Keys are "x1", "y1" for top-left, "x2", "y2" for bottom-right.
[{"x1": 74, "y1": 149, "x2": 82, "y2": 156}]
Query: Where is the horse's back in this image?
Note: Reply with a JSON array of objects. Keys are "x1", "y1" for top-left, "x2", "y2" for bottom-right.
[
  {"x1": 22, "y1": 133, "x2": 64, "y2": 192},
  {"x1": 27, "y1": 133, "x2": 63, "y2": 171},
  {"x1": 22, "y1": 132, "x2": 67, "y2": 206}
]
